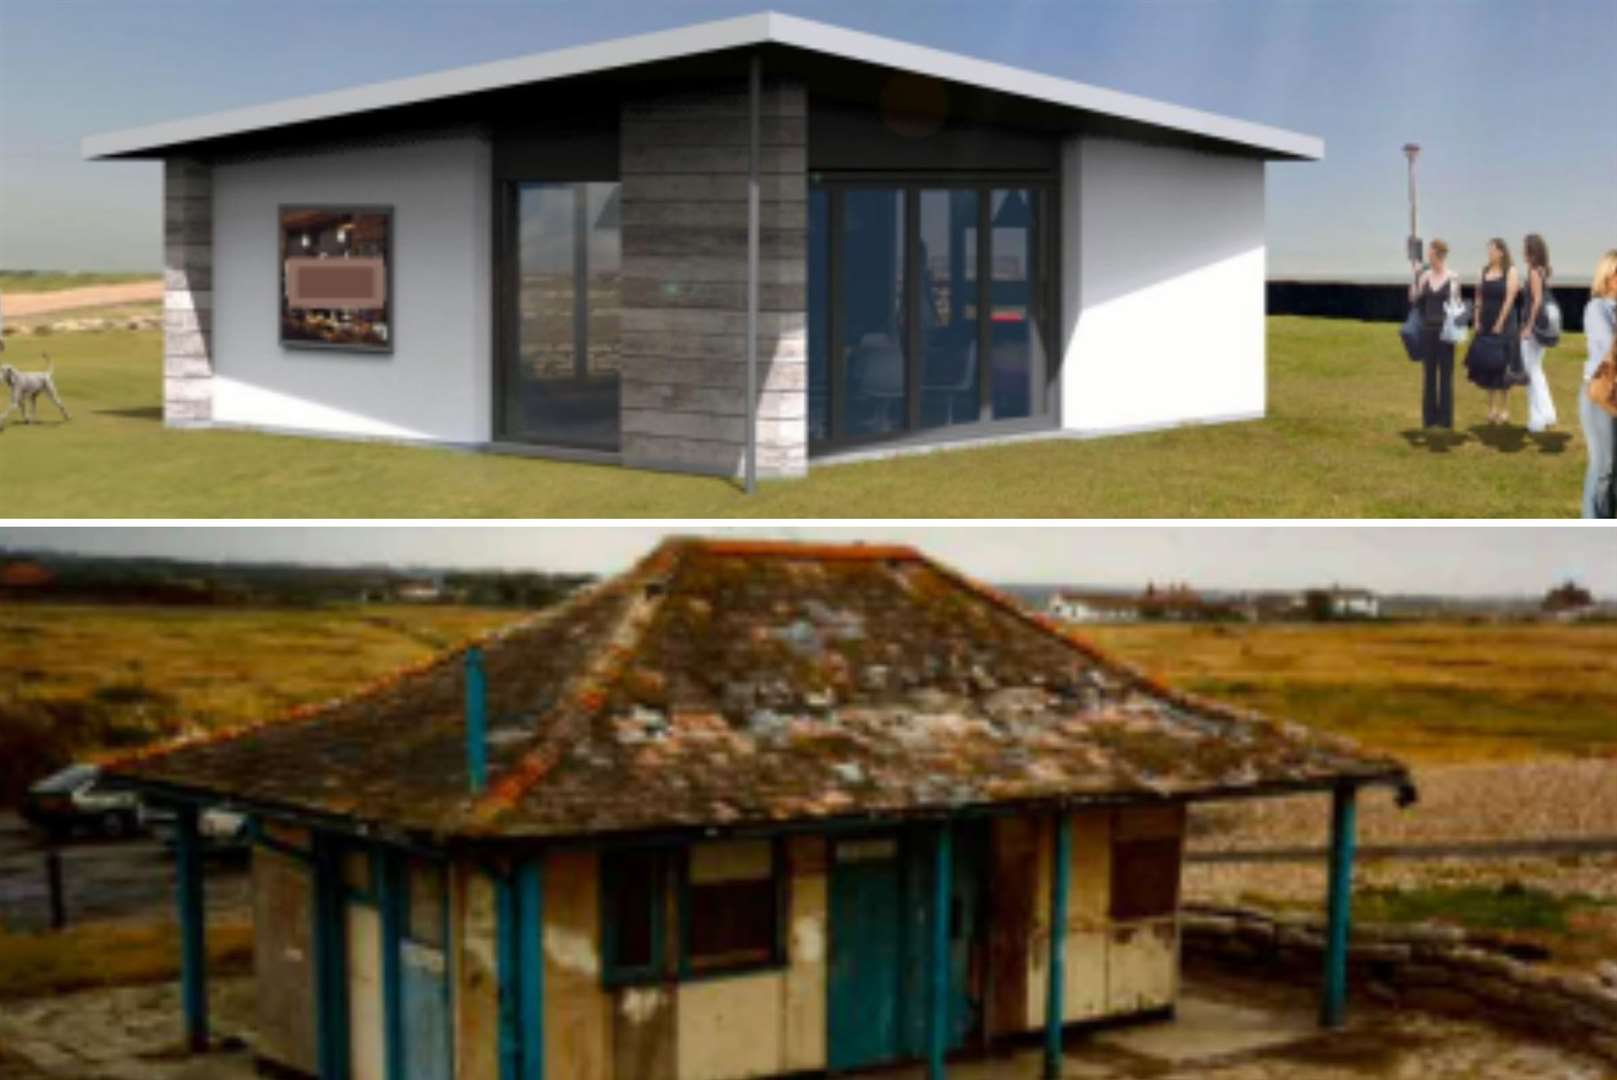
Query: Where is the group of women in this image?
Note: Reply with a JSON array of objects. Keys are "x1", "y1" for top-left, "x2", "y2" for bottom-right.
[{"x1": 1408, "y1": 238, "x2": 1617, "y2": 518}]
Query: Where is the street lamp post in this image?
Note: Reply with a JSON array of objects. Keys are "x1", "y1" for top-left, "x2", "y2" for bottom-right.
[{"x1": 1403, "y1": 143, "x2": 1422, "y2": 268}]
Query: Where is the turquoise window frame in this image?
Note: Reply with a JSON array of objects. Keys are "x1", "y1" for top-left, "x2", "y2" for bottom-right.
[{"x1": 600, "y1": 847, "x2": 670, "y2": 987}]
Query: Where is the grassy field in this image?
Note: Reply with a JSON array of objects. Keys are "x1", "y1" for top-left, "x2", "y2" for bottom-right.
[
  {"x1": 1083, "y1": 621, "x2": 1617, "y2": 763},
  {"x1": 0, "y1": 317, "x2": 1595, "y2": 517},
  {"x1": 0, "y1": 603, "x2": 523, "y2": 803},
  {"x1": 0, "y1": 272, "x2": 157, "y2": 294},
  {"x1": 0, "y1": 922, "x2": 253, "y2": 1001}
]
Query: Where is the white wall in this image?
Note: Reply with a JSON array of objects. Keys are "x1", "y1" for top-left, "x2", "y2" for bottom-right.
[
  {"x1": 1060, "y1": 137, "x2": 1267, "y2": 434},
  {"x1": 211, "y1": 132, "x2": 492, "y2": 443}
]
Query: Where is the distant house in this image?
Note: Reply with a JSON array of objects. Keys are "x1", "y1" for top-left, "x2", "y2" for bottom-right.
[
  {"x1": 1543, "y1": 581, "x2": 1594, "y2": 616},
  {"x1": 0, "y1": 560, "x2": 54, "y2": 590},
  {"x1": 393, "y1": 578, "x2": 444, "y2": 603},
  {"x1": 1046, "y1": 591, "x2": 1139, "y2": 623},
  {"x1": 1303, "y1": 586, "x2": 1379, "y2": 620},
  {"x1": 108, "y1": 540, "x2": 1408, "y2": 1080}
]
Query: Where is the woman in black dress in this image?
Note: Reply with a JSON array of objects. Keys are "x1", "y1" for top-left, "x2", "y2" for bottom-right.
[
  {"x1": 1465, "y1": 237, "x2": 1522, "y2": 423},
  {"x1": 1409, "y1": 239, "x2": 1459, "y2": 428}
]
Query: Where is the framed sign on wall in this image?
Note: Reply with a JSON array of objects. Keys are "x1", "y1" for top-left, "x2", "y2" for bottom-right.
[{"x1": 279, "y1": 206, "x2": 393, "y2": 352}]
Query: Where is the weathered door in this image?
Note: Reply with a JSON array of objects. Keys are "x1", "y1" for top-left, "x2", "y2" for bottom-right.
[
  {"x1": 827, "y1": 835, "x2": 904, "y2": 1071},
  {"x1": 401, "y1": 861, "x2": 452, "y2": 1080}
]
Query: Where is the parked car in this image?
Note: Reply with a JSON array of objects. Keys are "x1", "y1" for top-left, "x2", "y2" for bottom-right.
[
  {"x1": 20, "y1": 764, "x2": 142, "y2": 840},
  {"x1": 140, "y1": 803, "x2": 250, "y2": 848}
]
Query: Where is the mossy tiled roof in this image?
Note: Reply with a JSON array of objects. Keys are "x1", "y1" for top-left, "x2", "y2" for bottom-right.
[{"x1": 109, "y1": 539, "x2": 1408, "y2": 841}]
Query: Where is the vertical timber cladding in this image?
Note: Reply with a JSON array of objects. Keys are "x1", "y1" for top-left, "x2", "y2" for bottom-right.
[
  {"x1": 252, "y1": 845, "x2": 319, "y2": 1075},
  {"x1": 163, "y1": 157, "x2": 214, "y2": 426},
  {"x1": 618, "y1": 77, "x2": 809, "y2": 479}
]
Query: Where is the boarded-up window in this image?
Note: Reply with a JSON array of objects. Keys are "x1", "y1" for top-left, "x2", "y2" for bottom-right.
[
  {"x1": 1109, "y1": 836, "x2": 1182, "y2": 921},
  {"x1": 686, "y1": 841, "x2": 778, "y2": 973}
]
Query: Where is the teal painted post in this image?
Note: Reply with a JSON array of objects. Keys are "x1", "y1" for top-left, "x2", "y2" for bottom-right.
[
  {"x1": 174, "y1": 805, "x2": 208, "y2": 1052},
  {"x1": 313, "y1": 835, "x2": 350, "y2": 1079},
  {"x1": 466, "y1": 648, "x2": 488, "y2": 794},
  {"x1": 1321, "y1": 784, "x2": 1358, "y2": 1028},
  {"x1": 517, "y1": 859, "x2": 545, "y2": 1080},
  {"x1": 496, "y1": 871, "x2": 521, "y2": 1080},
  {"x1": 928, "y1": 825, "x2": 952, "y2": 1080},
  {"x1": 377, "y1": 851, "x2": 405, "y2": 1080},
  {"x1": 1043, "y1": 814, "x2": 1071, "y2": 1079}
]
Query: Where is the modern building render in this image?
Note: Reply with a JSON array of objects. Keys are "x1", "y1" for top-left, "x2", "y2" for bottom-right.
[
  {"x1": 107, "y1": 539, "x2": 1409, "y2": 1080},
  {"x1": 84, "y1": 13, "x2": 1322, "y2": 479}
]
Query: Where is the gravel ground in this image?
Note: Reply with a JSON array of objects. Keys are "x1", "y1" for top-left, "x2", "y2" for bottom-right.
[
  {"x1": 1192, "y1": 759, "x2": 1617, "y2": 851},
  {"x1": 1, "y1": 282, "x2": 162, "y2": 317}
]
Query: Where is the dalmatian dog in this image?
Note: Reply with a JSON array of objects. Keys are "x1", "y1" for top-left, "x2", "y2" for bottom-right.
[{"x1": 0, "y1": 354, "x2": 71, "y2": 427}]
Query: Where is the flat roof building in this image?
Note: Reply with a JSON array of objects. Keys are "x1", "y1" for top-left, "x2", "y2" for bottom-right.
[
  {"x1": 109, "y1": 538, "x2": 1407, "y2": 1080},
  {"x1": 86, "y1": 13, "x2": 1320, "y2": 481}
]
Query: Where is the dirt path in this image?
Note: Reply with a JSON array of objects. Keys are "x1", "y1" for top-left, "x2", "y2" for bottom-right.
[{"x1": 2, "y1": 282, "x2": 162, "y2": 317}]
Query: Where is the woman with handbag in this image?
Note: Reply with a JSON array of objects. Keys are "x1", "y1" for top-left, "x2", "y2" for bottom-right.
[
  {"x1": 1519, "y1": 234, "x2": 1558, "y2": 431},
  {"x1": 1579, "y1": 249, "x2": 1617, "y2": 518},
  {"x1": 1408, "y1": 239, "x2": 1461, "y2": 428},
  {"x1": 1464, "y1": 238, "x2": 1522, "y2": 422}
]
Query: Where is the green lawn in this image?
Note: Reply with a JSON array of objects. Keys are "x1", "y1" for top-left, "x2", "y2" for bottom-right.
[
  {"x1": 0, "y1": 271, "x2": 157, "y2": 294},
  {"x1": 0, "y1": 318, "x2": 1593, "y2": 517}
]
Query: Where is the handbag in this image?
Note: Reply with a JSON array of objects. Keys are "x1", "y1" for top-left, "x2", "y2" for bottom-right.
[
  {"x1": 1502, "y1": 340, "x2": 1531, "y2": 387},
  {"x1": 1534, "y1": 290, "x2": 1563, "y2": 348},
  {"x1": 1465, "y1": 334, "x2": 1508, "y2": 377},
  {"x1": 1440, "y1": 278, "x2": 1470, "y2": 345},
  {"x1": 1589, "y1": 356, "x2": 1617, "y2": 419},
  {"x1": 1399, "y1": 305, "x2": 1423, "y2": 361}
]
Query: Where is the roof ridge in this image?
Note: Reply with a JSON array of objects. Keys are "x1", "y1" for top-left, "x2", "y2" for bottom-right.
[
  {"x1": 461, "y1": 540, "x2": 685, "y2": 829},
  {"x1": 101, "y1": 585, "x2": 606, "y2": 776}
]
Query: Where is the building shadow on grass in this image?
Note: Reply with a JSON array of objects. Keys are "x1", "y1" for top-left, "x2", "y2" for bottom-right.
[
  {"x1": 94, "y1": 406, "x2": 163, "y2": 422},
  {"x1": 1400, "y1": 428, "x2": 1470, "y2": 453}
]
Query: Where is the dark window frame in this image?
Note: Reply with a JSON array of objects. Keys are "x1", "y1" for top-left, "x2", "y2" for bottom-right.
[
  {"x1": 677, "y1": 838, "x2": 787, "y2": 980},
  {"x1": 600, "y1": 840, "x2": 789, "y2": 987},
  {"x1": 807, "y1": 172, "x2": 1060, "y2": 456},
  {"x1": 278, "y1": 204, "x2": 395, "y2": 355}
]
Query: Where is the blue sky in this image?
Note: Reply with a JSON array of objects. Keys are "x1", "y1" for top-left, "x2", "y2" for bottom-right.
[
  {"x1": 1, "y1": 526, "x2": 1611, "y2": 596},
  {"x1": 1, "y1": 0, "x2": 1612, "y2": 278}
]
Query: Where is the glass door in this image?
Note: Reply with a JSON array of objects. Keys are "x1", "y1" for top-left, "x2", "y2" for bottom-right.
[
  {"x1": 808, "y1": 179, "x2": 1051, "y2": 453},
  {"x1": 499, "y1": 181, "x2": 622, "y2": 451}
]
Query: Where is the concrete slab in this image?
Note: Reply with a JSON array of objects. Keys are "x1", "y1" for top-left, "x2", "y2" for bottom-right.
[{"x1": 1092, "y1": 991, "x2": 1319, "y2": 1066}]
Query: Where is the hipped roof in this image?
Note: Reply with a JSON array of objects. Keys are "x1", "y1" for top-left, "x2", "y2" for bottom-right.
[
  {"x1": 108, "y1": 539, "x2": 1407, "y2": 846},
  {"x1": 83, "y1": 12, "x2": 1322, "y2": 162}
]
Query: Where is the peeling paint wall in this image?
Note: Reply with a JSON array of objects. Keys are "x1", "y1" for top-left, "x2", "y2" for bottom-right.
[
  {"x1": 1021, "y1": 806, "x2": 1185, "y2": 1031},
  {"x1": 251, "y1": 845, "x2": 319, "y2": 1075},
  {"x1": 544, "y1": 850, "x2": 613, "y2": 1080},
  {"x1": 347, "y1": 903, "x2": 385, "y2": 1080},
  {"x1": 457, "y1": 868, "x2": 499, "y2": 1080}
]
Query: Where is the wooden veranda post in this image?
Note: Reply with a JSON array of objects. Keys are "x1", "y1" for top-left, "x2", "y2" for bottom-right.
[{"x1": 1320, "y1": 783, "x2": 1359, "y2": 1028}]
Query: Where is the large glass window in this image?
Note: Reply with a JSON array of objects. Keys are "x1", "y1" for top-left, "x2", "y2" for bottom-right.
[
  {"x1": 808, "y1": 180, "x2": 1050, "y2": 451},
  {"x1": 919, "y1": 189, "x2": 980, "y2": 429},
  {"x1": 501, "y1": 182, "x2": 622, "y2": 451},
  {"x1": 840, "y1": 190, "x2": 907, "y2": 440}
]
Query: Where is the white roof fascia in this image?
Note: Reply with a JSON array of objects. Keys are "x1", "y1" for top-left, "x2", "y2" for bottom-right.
[{"x1": 83, "y1": 11, "x2": 1321, "y2": 162}]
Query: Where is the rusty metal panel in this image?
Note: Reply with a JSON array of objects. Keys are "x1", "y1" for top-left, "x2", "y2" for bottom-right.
[{"x1": 252, "y1": 846, "x2": 318, "y2": 1075}]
